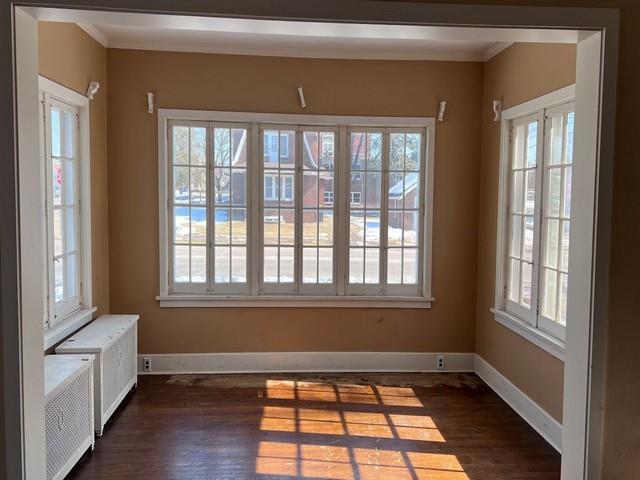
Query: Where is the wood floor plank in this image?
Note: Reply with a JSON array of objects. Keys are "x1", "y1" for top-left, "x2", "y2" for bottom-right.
[{"x1": 67, "y1": 373, "x2": 560, "y2": 480}]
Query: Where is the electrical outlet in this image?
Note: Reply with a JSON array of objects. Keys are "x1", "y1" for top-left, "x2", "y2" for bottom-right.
[
  {"x1": 143, "y1": 356, "x2": 152, "y2": 373},
  {"x1": 436, "y1": 355, "x2": 445, "y2": 370}
]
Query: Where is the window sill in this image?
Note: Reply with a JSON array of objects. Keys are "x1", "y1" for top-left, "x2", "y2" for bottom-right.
[
  {"x1": 491, "y1": 308, "x2": 565, "y2": 361},
  {"x1": 157, "y1": 295, "x2": 433, "y2": 309},
  {"x1": 43, "y1": 307, "x2": 97, "y2": 350}
]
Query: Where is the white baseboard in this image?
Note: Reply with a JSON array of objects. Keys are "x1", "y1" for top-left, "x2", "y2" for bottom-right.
[
  {"x1": 135, "y1": 351, "x2": 561, "y2": 452},
  {"x1": 474, "y1": 355, "x2": 562, "y2": 453},
  {"x1": 137, "y1": 351, "x2": 475, "y2": 375}
]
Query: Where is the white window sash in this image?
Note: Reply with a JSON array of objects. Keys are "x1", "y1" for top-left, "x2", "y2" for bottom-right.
[
  {"x1": 158, "y1": 110, "x2": 435, "y2": 302},
  {"x1": 495, "y1": 87, "x2": 575, "y2": 344},
  {"x1": 39, "y1": 76, "x2": 92, "y2": 330}
]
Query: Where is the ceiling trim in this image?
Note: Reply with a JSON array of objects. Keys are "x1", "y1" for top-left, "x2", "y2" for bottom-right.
[
  {"x1": 107, "y1": 41, "x2": 488, "y2": 62},
  {"x1": 483, "y1": 42, "x2": 513, "y2": 61},
  {"x1": 76, "y1": 23, "x2": 109, "y2": 47}
]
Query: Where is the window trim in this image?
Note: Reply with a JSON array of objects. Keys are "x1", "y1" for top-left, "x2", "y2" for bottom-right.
[
  {"x1": 494, "y1": 84, "x2": 575, "y2": 358},
  {"x1": 39, "y1": 76, "x2": 93, "y2": 339},
  {"x1": 158, "y1": 109, "x2": 435, "y2": 307}
]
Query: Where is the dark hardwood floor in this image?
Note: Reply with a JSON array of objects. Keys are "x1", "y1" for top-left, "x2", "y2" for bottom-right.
[{"x1": 68, "y1": 373, "x2": 560, "y2": 479}]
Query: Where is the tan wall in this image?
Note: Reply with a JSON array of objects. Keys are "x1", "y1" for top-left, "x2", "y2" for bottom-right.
[
  {"x1": 38, "y1": 22, "x2": 109, "y2": 315},
  {"x1": 475, "y1": 43, "x2": 577, "y2": 422},
  {"x1": 107, "y1": 49, "x2": 483, "y2": 354}
]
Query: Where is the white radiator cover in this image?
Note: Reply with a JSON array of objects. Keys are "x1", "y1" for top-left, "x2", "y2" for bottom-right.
[
  {"x1": 45, "y1": 355, "x2": 95, "y2": 480},
  {"x1": 56, "y1": 314, "x2": 138, "y2": 436}
]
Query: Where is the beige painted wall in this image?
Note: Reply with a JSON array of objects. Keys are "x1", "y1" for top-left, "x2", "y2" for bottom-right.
[
  {"x1": 38, "y1": 22, "x2": 110, "y2": 315},
  {"x1": 107, "y1": 49, "x2": 483, "y2": 354},
  {"x1": 475, "y1": 43, "x2": 577, "y2": 422}
]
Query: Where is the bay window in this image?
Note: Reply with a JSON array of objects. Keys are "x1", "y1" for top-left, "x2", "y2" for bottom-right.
[
  {"x1": 494, "y1": 87, "x2": 575, "y2": 354},
  {"x1": 159, "y1": 111, "x2": 434, "y2": 306}
]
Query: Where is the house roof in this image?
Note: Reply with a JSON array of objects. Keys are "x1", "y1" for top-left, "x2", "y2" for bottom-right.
[{"x1": 388, "y1": 172, "x2": 419, "y2": 199}]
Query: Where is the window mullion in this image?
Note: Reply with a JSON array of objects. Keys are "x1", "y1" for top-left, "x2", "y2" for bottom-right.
[
  {"x1": 250, "y1": 122, "x2": 261, "y2": 295},
  {"x1": 336, "y1": 126, "x2": 347, "y2": 296},
  {"x1": 207, "y1": 124, "x2": 214, "y2": 293},
  {"x1": 295, "y1": 128, "x2": 303, "y2": 294},
  {"x1": 380, "y1": 130, "x2": 390, "y2": 295},
  {"x1": 532, "y1": 111, "x2": 546, "y2": 326}
]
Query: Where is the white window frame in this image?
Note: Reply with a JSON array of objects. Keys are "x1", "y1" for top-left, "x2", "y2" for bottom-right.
[
  {"x1": 350, "y1": 191, "x2": 362, "y2": 205},
  {"x1": 323, "y1": 191, "x2": 335, "y2": 204},
  {"x1": 157, "y1": 109, "x2": 434, "y2": 308},
  {"x1": 264, "y1": 173, "x2": 278, "y2": 200},
  {"x1": 39, "y1": 76, "x2": 95, "y2": 349},
  {"x1": 493, "y1": 84, "x2": 575, "y2": 360}
]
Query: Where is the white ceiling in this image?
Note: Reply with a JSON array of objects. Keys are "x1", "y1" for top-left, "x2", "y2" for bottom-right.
[{"x1": 27, "y1": 8, "x2": 579, "y2": 62}]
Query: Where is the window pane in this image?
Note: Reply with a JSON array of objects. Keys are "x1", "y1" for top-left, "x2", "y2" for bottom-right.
[
  {"x1": 231, "y1": 246, "x2": 246, "y2": 283},
  {"x1": 524, "y1": 170, "x2": 536, "y2": 215},
  {"x1": 549, "y1": 115, "x2": 563, "y2": 166},
  {"x1": 263, "y1": 130, "x2": 279, "y2": 167},
  {"x1": 547, "y1": 167, "x2": 562, "y2": 217},
  {"x1": 366, "y1": 172, "x2": 382, "y2": 208},
  {"x1": 390, "y1": 133, "x2": 405, "y2": 170},
  {"x1": 63, "y1": 111, "x2": 75, "y2": 157},
  {"x1": 53, "y1": 209, "x2": 63, "y2": 256},
  {"x1": 510, "y1": 215, "x2": 522, "y2": 258},
  {"x1": 545, "y1": 219, "x2": 559, "y2": 269},
  {"x1": 405, "y1": 173, "x2": 420, "y2": 209},
  {"x1": 512, "y1": 171, "x2": 523, "y2": 214},
  {"x1": 365, "y1": 211, "x2": 380, "y2": 247},
  {"x1": 52, "y1": 158, "x2": 62, "y2": 206},
  {"x1": 190, "y1": 207, "x2": 206, "y2": 244},
  {"x1": 565, "y1": 112, "x2": 574, "y2": 164},
  {"x1": 232, "y1": 129, "x2": 247, "y2": 167},
  {"x1": 350, "y1": 210, "x2": 364, "y2": 246},
  {"x1": 508, "y1": 259, "x2": 520, "y2": 302},
  {"x1": 174, "y1": 206, "x2": 189, "y2": 243},
  {"x1": 263, "y1": 209, "x2": 279, "y2": 245},
  {"x1": 54, "y1": 258, "x2": 64, "y2": 302},
  {"x1": 214, "y1": 128, "x2": 231, "y2": 166},
  {"x1": 388, "y1": 172, "x2": 403, "y2": 209},
  {"x1": 231, "y1": 208, "x2": 247, "y2": 245},
  {"x1": 303, "y1": 248, "x2": 318, "y2": 283},
  {"x1": 521, "y1": 261, "x2": 532, "y2": 307},
  {"x1": 559, "y1": 273, "x2": 568, "y2": 325},
  {"x1": 191, "y1": 246, "x2": 206, "y2": 283},
  {"x1": 542, "y1": 268, "x2": 558, "y2": 319},
  {"x1": 214, "y1": 246, "x2": 230, "y2": 283},
  {"x1": 405, "y1": 134, "x2": 421, "y2": 171},
  {"x1": 387, "y1": 248, "x2": 402, "y2": 284},
  {"x1": 190, "y1": 167, "x2": 207, "y2": 205},
  {"x1": 561, "y1": 220, "x2": 571, "y2": 272},
  {"x1": 279, "y1": 209, "x2": 295, "y2": 245},
  {"x1": 526, "y1": 122, "x2": 537, "y2": 167},
  {"x1": 64, "y1": 159, "x2": 76, "y2": 205},
  {"x1": 64, "y1": 208, "x2": 76, "y2": 253},
  {"x1": 319, "y1": 132, "x2": 335, "y2": 170},
  {"x1": 215, "y1": 208, "x2": 230, "y2": 244},
  {"x1": 563, "y1": 166, "x2": 572, "y2": 218},
  {"x1": 366, "y1": 133, "x2": 382, "y2": 170},
  {"x1": 349, "y1": 248, "x2": 364, "y2": 283},
  {"x1": 65, "y1": 254, "x2": 77, "y2": 298},
  {"x1": 351, "y1": 133, "x2": 366, "y2": 170},
  {"x1": 364, "y1": 248, "x2": 380, "y2": 284},
  {"x1": 279, "y1": 247, "x2": 294, "y2": 282},
  {"x1": 404, "y1": 211, "x2": 419, "y2": 247},
  {"x1": 513, "y1": 124, "x2": 524, "y2": 169},
  {"x1": 303, "y1": 131, "x2": 318, "y2": 169},
  {"x1": 173, "y1": 167, "x2": 189, "y2": 204},
  {"x1": 319, "y1": 210, "x2": 333, "y2": 246},
  {"x1": 523, "y1": 216, "x2": 534, "y2": 262},
  {"x1": 173, "y1": 126, "x2": 189, "y2": 165},
  {"x1": 51, "y1": 108, "x2": 61, "y2": 157},
  {"x1": 303, "y1": 210, "x2": 318, "y2": 246},
  {"x1": 263, "y1": 247, "x2": 278, "y2": 282},
  {"x1": 318, "y1": 248, "x2": 333, "y2": 284},
  {"x1": 388, "y1": 211, "x2": 403, "y2": 247},
  {"x1": 403, "y1": 249, "x2": 418, "y2": 284},
  {"x1": 230, "y1": 169, "x2": 246, "y2": 206},
  {"x1": 319, "y1": 174, "x2": 334, "y2": 208},
  {"x1": 303, "y1": 172, "x2": 318, "y2": 207},
  {"x1": 213, "y1": 168, "x2": 230, "y2": 205},
  {"x1": 190, "y1": 127, "x2": 206, "y2": 165},
  {"x1": 174, "y1": 245, "x2": 189, "y2": 283}
]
